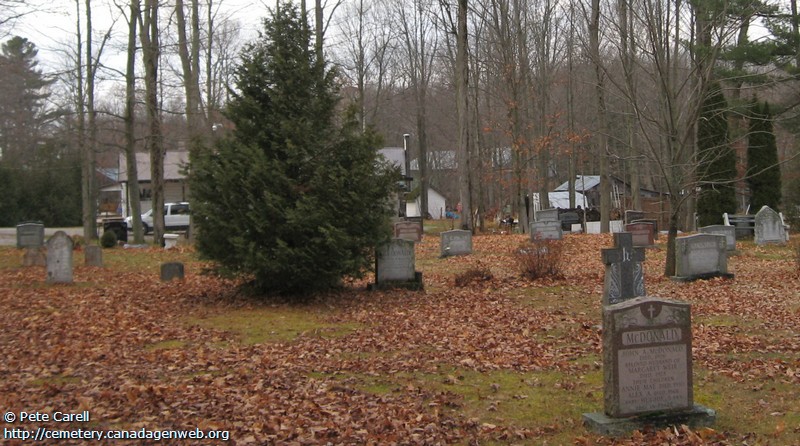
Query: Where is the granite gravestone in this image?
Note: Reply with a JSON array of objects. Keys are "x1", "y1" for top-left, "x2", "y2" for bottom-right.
[
  {"x1": 160, "y1": 262, "x2": 185, "y2": 282},
  {"x1": 583, "y1": 297, "x2": 715, "y2": 435},
  {"x1": 84, "y1": 245, "x2": 103, "y2": 267},
  {"x1": 754, "y1": 206, "x2": 786, "y2": 246},
  {"x1": 394, "y1": 220, "x2": 423, "y2": 242},
  {"x1": 16, "y1": 222, "x2": 45, "y2": 249},
  {"x1": 374, "y1": 239, "x2": 422, "y2": 289},
  {"x1": 530, "y1": 221, "x2": 563, "y2": 240},
  {"x1": 673, "y1": 234, "x2": 731, "y2": 281},
  {"x1": 46, "y1": 231, "x2": 73, "y2": 284},
  {"x1": 536, "y1": 208, "x2": 559, "y2": 222},
  {"x1": 699, "y1": 225, "x2": 736, "y2": 251},
  {"x1": 601, "y1": 232, "x2": 646, "y2": 306},
  {"x1": 624, "y1": 222, "x2": 655, "y2": 247},
  {"x1": 632, "y1": 219, "x2": 659, "y2": 239},
  {"x1": 440, "y1": 229, "x2": 472, "y2": 257}
]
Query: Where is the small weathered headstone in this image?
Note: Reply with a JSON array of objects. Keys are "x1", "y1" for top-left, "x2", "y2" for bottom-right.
[
  {"x1": 530, "y1": 221, "x2": 563, "y2": 240},
  {"x1": 601, "y1": 232, "x2": 646, "y2": 306},
  {"x1": 754, "y1": 206, "x2": 786, "y2": 245},
  {"x1": 624, "y1": 210, "x2": 645, "y2": 225},
  {"x1": 16, "y1": 222, "x2": 45, "y2": 249},
  {"x1": 699, "y1": 225, "x2": 736, "y2": 251},
  {"x1": 440, "y1": 229, "x2": 472, "y2": 257},
  {"x1": 583, "y1": 297, "x2": 716, "y2": 435},
  {"x1": 536, "y1": 208, "x2": 559, "y2": 222},
  {"x1": 624, "y1": 222, "x2": 655, "y2": 247},
  {"x1": 84, "y1": 245, "x2": 103, "y2": 267},
  {"x1": 46, "y1": 231, "x2": 74, "y2": 284},
  {"x1": 23, "y1": 248, "x2": 46, "y2": 267},
  {"x1": 160, "y1": 262, "x2": 185, "y2": 282},
  {"x1": 394, "y1": 220, "x2": 423, "y2": 242},
  {"x1": 673, "y1": 234, "x2": 732, "y2": 281},
  {"x1": 374, "y1": 239, "x2": 422, "y2": 289}
]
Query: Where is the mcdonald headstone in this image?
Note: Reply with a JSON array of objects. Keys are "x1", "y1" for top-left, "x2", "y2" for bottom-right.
[
  {"x1": 754, "y1": 206, "x2": 786, "y2": 246},
  {"x1": 16, "y1": 222, "x2": 45, "y2": 249},
  {"x1": 46, "y1": 231, "x2": 73, "y2": 284},
  {"x1": 699, "y1": 225, "x2": 736, "y2": 251},
  {"x1": 601, "y1": 232, "x2": 646, "y2": 306},
  {"x1": 673, "y1": 234, "x2": 731, "y2": 281},
  {"x1": 440, "y1": 229, "x2": 472, "y2": 257}
]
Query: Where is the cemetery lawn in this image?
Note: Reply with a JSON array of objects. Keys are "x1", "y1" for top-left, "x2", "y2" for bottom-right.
[{"x1": 1, "y1": 234, "x2": 799, "y2": 445}]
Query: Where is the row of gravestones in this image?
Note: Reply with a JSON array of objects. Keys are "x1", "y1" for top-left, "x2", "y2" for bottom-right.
[{"x1": 16, "y1": 223, "x2": 185, "y2": 283}]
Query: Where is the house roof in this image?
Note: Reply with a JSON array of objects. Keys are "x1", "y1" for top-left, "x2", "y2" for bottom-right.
[
  {"x1": 378, "y1": 147, "x2": 407, "y2": 176},
  {"x1": 118, "y1": 151, "x2": 189, "y2": 182},
  {"x1": 554, "y1": 175, "x2": 601, "y2": 192}
]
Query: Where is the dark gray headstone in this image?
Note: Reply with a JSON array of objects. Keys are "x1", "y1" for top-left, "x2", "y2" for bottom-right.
[
  {"x1": 674, "y1": 234, "x2": 730, "y2": 281},
  {"x1": 46, "y1": 231, "x2": 73, "y2": 284},
  {"x1": 624, "y1": 222, "x2": 655, "y2": 247},
  {"x1": 394, "y1": 220, "x2": 423, "y2": 242},
  {"x1": 624, "y1": 210, "x2": 645, "y2": 225},
  {"x1": 754, "y1": 206, "x2": 786, "y2": 245},
  {"x1": 601, "y1": 232, "x2": 646, "y2": 306},
  {"x1": 530, "y1": 221, "x2": 563, "y2": 240},
  {"x1": 160, "y1": 262, "x2": 185, "y2": 282},
  {"x1": 84, "y1": 245, "x2": 103, "y2": 267},
  {"x1": 440, "y1": 229, "x2": 472, "y2": 257},
  {"x1": 16, "y1": 222, "x2": 45, "y2": 249},
  {"x1": 536, "y1": 208, "x2": 559, "y2": 222},
  {"x1": 376, "y1": 239, "x2": 416, "y2": 283},
  {"x1": 603, "y1": 297, "x2": 693, "y2": 417},
  {"x1": 699, "y1": 225, "x2": 736, "y2": 251}
]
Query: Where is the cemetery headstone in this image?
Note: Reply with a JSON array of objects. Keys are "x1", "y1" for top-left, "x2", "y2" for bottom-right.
[
  {"x1": 632, "y1": 218, "x2": 659, "y2": 239},
  {"x1": 583, "y1": 296, "x2": 716, "y2": 435},
  {"x1": 394, "y1": 220, "x2": 423, "y2": 242},
  {"x1": 374, "y1": 238, "x2": 422, "y2": 290},
  {"x1": 440, "y1": 229, "x2": 472, "y2": 257},
  {"x1": 46, "y1": 231, "x2": 73, "y2": 284},
  {"x1": 160, "y1": 262, "x2": 185, "y2": 282},
  {"x1": 699, "y1": 225, "x2": 736, "y2": 251},
  {"x1": 624, "y1": 210, "x2": 645, "y2": 225},
  {"x1": 23, "y1": 248, "x2": 46, "y2": 267},
  {"x1": 624, "y1": 222, "x2": 655, "y2": 247},
  {"x1": 601, "y1": 232, "x2": 646, "y2": 306},
  {"x1": 530, "y1": 220, "x2": 563, "y2": 240},
  {"x1": 16, "y1": 221, "x2": 45, "y2": 249},
  {"x1": 673, "y1": 234, "x2": 732, "y2": 281},
  {"x1": 536, "y1": 208, "x2": 559, "y2": 222},
  {"x1": 754, "y1": 206, "x2": 786, "y2": 246},
  {"x1": 84, "y1": 245, "x2": 103, "y2": 267}
]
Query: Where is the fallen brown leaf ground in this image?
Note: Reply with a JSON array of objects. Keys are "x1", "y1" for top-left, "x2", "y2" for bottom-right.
[{"x1": 1, "y1": 232, "x2": 799, "y2": 445}]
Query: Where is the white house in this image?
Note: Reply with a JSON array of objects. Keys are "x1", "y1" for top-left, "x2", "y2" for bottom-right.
[{"x1": 405, "y1": 188, "x2": 447, "y2": 219}]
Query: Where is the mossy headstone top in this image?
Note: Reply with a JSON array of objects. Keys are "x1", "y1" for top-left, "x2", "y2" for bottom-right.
[
  {"x1": 46, "y1": 231, "x2": 73, "y2": 284},
  {"x1": 601, "y1": 232, "x2": 645, "y2": 306}
]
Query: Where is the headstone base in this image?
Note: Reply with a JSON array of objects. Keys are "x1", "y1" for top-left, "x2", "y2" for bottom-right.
[
  {"x1": 370, "y1": 271, "x2": 424, "y2": 291},
  {"x1": 582, "y1": 404, "x2": 716, "y2": 436},
  {"x1": 670, "y1": 272, "x2": 734, "y2": 282}
]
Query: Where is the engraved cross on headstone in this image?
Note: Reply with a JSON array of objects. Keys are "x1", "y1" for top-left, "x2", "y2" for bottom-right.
[{"x1": 601, "y1": 232, "x2": 646, "y2": 306}]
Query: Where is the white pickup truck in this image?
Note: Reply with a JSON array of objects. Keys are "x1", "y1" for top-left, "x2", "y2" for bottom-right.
[{"x1": 125, "y1": 202, "x2": 191, "y2": 234}]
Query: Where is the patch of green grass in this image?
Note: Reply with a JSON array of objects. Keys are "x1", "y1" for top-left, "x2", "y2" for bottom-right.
[
  {"x1": 102, "y1": 247, "x2": 198, "y2": 272},
  {"x1": 512, "y1": 285, "x2": 592, "y2": 314},
  {"x1": 188, "y1": 306, "x2": 361, "y2": 344},
  {"x1": 28, "y1": 374, "x2": 81, "y2": 387}
]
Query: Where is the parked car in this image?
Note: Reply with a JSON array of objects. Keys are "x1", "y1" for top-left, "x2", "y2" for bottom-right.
[{"x1": 125, "y1": 202, "x2": 191, "y2": 234}]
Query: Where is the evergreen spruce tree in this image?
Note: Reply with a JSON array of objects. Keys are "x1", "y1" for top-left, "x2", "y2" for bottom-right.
[
  {"x1": 747, "y1": 101, "x2": 782, "y2": 211},
  {"x1": 696, "y1": 82, "x2": 737, "y2": 227},
  {"x1": 189, "y1": 2, "x2": 398, "y2": 296}
]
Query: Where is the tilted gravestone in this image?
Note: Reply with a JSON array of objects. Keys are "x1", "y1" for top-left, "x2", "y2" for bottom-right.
[
  {"x1": 84, "y1": 245, "x2": 103, "y2": 267},
  {"x1": 754, "y1": 206, "x2": 786, "y2": 246},
  {"x1": 583, "y1": 297, "x2": 716, "y2": 435},
  {"x1": 673, "y1": 234, "x2": 732, "y2": 281},
  {"x1": 16, "y1": 222, "x2": 45, "y2": 249},
  {"x1": 624, "y1": 222, "x2": 655, "y2": 247},
  {"x1": 160, "y1": 262, "x2": 185, "y2": 282},
  {"x1": 46, "y1": 231, "x2": 73, "y2": 284},
  {"x1": 440, "y1": 229, "x2": 472, "y2": 257},
  {"x1": 601, "y1": 232, "x2": 646, "y2": 306},
  {"x1": 530, "y1": 221, "x2": 563, "y2": 241},
  {"x1": 394, "y1": 220, "x2": 423, "y2": 242},
  {"x1": 699, "y1": 225, "x2": 736, "y2": 251},
  {"x1": 374, "y1": 239, "x2": 422, "y2": 290},
  {"x1": 536, "y1": 208, "x2": 559, "y2": 222}
]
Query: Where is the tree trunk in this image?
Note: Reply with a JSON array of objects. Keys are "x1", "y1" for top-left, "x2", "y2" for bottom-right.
[
  {"x1": 126, "y1": 0, "x2": 144, "y2": 244},
  {"x1": 590, "y1": 0, "x2": 610, "y2": 232},
  {"x1": 456, "y1": 0, "x2": 472, "y2": 231}
]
